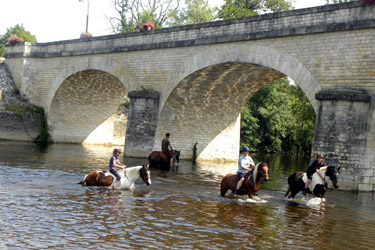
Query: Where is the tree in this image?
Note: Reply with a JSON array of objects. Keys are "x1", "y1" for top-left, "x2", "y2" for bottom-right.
[
  {"x1": 109, "y1": 0, "x2": 182, "y2": 33},
  {"x1": 240, "y1": 78, "x2": 316, "y2": 154},
  {"x1": 218, "y1": 0, "x2": 294, "y2": 19},
  {"x1": 167, "y1": 0, "x2": 218, "y2": 26},
  {"x1": 0, "y1": 24, "x2": 37, "y2": 57}
]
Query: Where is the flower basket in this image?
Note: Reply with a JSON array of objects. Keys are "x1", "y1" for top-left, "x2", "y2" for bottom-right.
[
  {"x1": 80, "y1": 32, "x2": 93, "y2": 39},
  {"x1": 9, "y1": 36, "x2": 24, "y2": 45},
  {"x1": 139, "y1": 22, "x2": 155, "y2": 32},
  {"x1": 363, "y1": 0, "x2": 374, "y2": 4}
]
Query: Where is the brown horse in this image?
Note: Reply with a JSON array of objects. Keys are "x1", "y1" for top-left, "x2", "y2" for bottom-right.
[
  {"x1": 78, "y1": 165, "x2": 151, "y2": 189},
  {"x1": 220, "y1": 162, "x2": 269, "y2": 199},
  {"x1": 148, "y1": 150, "x2": 180, "y2": 170}
]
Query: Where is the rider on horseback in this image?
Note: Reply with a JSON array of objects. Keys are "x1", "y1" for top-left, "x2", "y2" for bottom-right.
[
  {"x1": 162, "y1": 133, "x2": 174, "y2": 167},
  {"x1": 109, "y1": 148, "x2": 126, "y2": 188},
  {"x1": 234, "y1": 146, "x2": 255, "y2": 195},
  {"x1": 303, "y1": 153, "x2": 325, "y2": 195}
]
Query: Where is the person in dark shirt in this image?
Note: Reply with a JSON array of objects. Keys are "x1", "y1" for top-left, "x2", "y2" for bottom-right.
[
  {"x1": 161, "y1": 133, "x2": 174, "y2": 167},
  {"x1": 303, "y1": 153, "x2": 325, "y2": 195}
]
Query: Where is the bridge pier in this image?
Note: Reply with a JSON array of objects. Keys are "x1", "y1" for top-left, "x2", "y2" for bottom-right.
[
  {"x1": 313, "y1": 89, "x2": 373, "y2": 191},
  {"x1": 124, "y1": 89, "x2": 160, "y2": 158}
]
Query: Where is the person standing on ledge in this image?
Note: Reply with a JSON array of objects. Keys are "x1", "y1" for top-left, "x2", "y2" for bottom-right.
[{"x1": 162, "y1": 133, "x2": 174, "y2": 167}]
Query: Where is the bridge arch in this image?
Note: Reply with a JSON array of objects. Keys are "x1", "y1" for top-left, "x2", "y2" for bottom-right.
[
  {"x1": 48, "y1": 68, "x2": 127, "y2": 144},
  {"x1": 155, "y1": 44, "x2": 321, "y2": 161},
  {"x1": 45, "y1": 56, "x2": 132, "y2": 115},
  {"x1": 161, "y1": 44, "x2": 321, "y2": 114}
]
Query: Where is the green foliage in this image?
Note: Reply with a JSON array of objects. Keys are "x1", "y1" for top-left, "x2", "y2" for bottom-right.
[
  {"x1": 168, "y1": 0, "x2": 218, "y2": 26},
  {"x1": 34, "y1": 107, "x2": 52, "y2": 145},
  {"x1": 0, "y1": 24, "x2": 37, "y2": 57},
  {"x1": 241, "y1": 78, "x2": 316, "y2": 154},
  {"x1": 120, "y1": 95, "x2": 130, "y2": 109},
  {"x1": 218, "y1": 0, "x2": 294, "y2": 19},
  {"x1": 110, "y1": 0, "x2": 181, "y2": 33}
]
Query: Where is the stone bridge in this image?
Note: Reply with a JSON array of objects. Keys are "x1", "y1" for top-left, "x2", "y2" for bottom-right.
[{"x1": 4, "y1": 2, "x2": 375, "y2": 191}]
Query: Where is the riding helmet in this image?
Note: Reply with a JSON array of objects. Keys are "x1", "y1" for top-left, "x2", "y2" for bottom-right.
[
  {"x1": 242, "y1": 146, "x2": 250, "y2": 152},
  {"x1": 316, "y1": 153, "x2": 324, "y2": 159},
  {"x1": 114, "y1": 148, "x2": 123, "y2": 153}
]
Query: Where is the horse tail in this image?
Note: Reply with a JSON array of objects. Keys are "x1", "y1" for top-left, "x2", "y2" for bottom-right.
[
  {"x1": 284, "y1": 187, "x2": 290, "y2": 197},
  {"x1": 77, "y1": 174, "x2": 87, "y2": 185}
]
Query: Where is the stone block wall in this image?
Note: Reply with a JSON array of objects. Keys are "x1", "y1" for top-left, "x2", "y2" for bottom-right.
[
  {"x1": 0, "y1": 111, "x2": 42, "y2": 141},
  {"x1": 125, "y1": 90, "x2": 160, "y2": 157},
  {"x1": 314, "y1": 89, "x2": 373, "y2": 191}
]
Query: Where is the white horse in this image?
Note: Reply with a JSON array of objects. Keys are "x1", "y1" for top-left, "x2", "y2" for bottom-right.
[
  {"x1": 79, "y1": 165, "x2": 151, "y2": 189},
  {"x1": 285, "y1": 166, "x2": 340, "y2": 199}
]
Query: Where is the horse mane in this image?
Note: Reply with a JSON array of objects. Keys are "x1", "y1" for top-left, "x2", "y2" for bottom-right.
[
  {"x1": 319, "y1": 166, "x2": 328, "y2": 171},
  {"x1": 124, "y1": 165, "x2": 143, "y2": 177},
  {"x1": 317, "y1": 166, "x2": 328, "y2": 176},
  {"x1": 248, "y1": 162, "x2": 261, "y2": 184}
]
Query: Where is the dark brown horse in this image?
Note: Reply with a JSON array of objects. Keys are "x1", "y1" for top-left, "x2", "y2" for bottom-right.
[
  {"x1": 148, "y1": 150, "x2": 180, "y2": 170},
  {"x1": 220, "y1": 162, "x2": 269, "y2": 199},
  {"x1": 78, "y1": 165, "x2": 151, "y2": 189}
]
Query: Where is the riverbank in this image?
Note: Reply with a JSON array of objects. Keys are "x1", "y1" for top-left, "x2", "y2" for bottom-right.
[{"x1": 0, "y1": 62, "x2": 44, "y2": 141}]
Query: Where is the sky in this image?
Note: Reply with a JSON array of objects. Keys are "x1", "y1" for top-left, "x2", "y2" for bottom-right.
[{"x1": 1, "y1": 0, "x2": 327, "y2": 43}]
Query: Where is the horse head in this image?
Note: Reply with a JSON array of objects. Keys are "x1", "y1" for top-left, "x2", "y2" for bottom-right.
[
  {"x1": 140, "y1": 164, "x2": 152, "y2": 185},
  {"x1": 258, "y1": 162, "x2": 269, "y2": 182},
  {"x1": 174, "y1": 150, "x2": 180, "y2": 163},
  {"x1": 326, "y1": 166, "x2": 340, "y2": 189},
  {"x1": 252, "y1": 162, "x2": 269, "y2": 183}
]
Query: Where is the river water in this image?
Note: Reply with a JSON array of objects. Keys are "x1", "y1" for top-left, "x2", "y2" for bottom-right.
[{"x1": 0, "y1": 141, "x2": 374, "y2": 249}]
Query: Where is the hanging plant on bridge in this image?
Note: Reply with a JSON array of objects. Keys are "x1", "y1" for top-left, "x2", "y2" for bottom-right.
[
  {"x1": 8, "y1": 36, "x2": 24, "y2": 45},
  {"x1": 80, "y1": 32, "x2": 93, "y2": 39},
  {"x1": 363, "y1": 0, "x2": 374, "y2": 4},
  {"x1": 138, "y1": 22, "x2": 155, "y2": 32}
]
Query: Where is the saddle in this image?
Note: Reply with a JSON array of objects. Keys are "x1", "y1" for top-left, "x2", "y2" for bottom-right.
[{"x1": 238, "y1": 169, "x2": 254, "y2": 191}]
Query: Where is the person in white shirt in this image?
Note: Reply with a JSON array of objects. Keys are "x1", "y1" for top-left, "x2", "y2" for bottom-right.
[{"x1": 234, "y1": 146, "x2": 255, "y2": 195}]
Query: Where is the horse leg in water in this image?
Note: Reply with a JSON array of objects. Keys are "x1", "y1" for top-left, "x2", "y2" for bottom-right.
[
  {"x1": 286, "y1": 172, "x2": 305, "y2": 198},
  {"x1": 220, "y1": 174, "x2": 238, "y2": 196}
]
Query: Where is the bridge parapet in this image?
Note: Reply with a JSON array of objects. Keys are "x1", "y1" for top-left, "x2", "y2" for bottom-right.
[{"x1": 5, "y1": 2, "x2": 375, "y2": 58}]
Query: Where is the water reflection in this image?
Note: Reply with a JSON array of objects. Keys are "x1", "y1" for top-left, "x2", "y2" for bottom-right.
[{"x1": 0, "y1": 141, "x2": 375, "y2": 249}]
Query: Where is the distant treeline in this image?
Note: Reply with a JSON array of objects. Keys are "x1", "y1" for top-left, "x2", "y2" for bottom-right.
[{"x1": 240, "y1": 77, "x2": 316, "y2": 154}]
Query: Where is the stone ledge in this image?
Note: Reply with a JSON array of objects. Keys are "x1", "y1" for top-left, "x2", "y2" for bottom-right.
[
  {"x1": 4, "y1": 1, "x2": 366, "y2": 47},
  {"x1": 316, "y1": 88, "x2": 371, "y2": 102},
  {"x1": 128, "y1": 89, "x2": 160, "y2": 99}
]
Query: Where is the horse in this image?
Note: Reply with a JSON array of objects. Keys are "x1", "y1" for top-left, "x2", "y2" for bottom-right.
[
  {"x1": 78, "y1": 165, "x2": 151, "y2": 189},
  {"x1": 284, "y1": 166, "x2": 341, "y2": 199},
  {"x1": 148, "y1": 150, "x2": 180, "y2": 170},
  {"x1": 220, "y1": 162, "x2": 269, "y2": 199}
]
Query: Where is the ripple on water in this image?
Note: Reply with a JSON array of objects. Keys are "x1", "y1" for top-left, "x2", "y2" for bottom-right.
[{"x1": 0, "y1": 143, "x2": 375, "y2": 249}]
